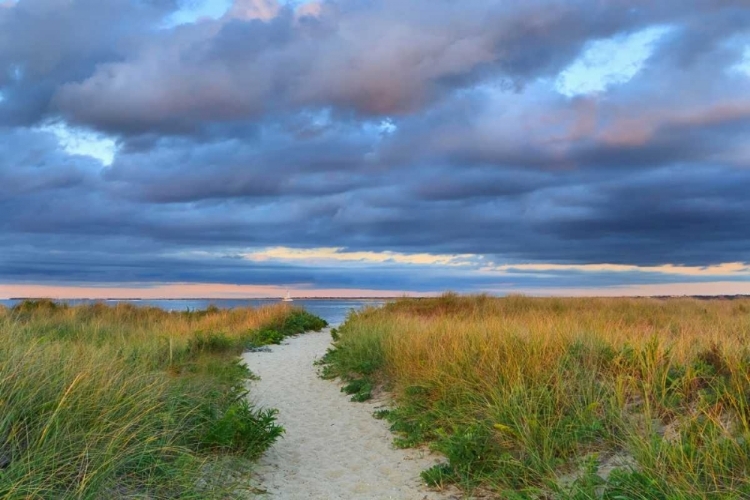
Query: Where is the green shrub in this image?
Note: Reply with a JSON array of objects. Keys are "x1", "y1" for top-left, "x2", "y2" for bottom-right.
[
  {"x1": 421, "y1": 463, "x2": 455, "y2": 487},
  {"x1": 187, "y1": 332, "x2": 236, "y2": 354},
  {"x1": 342, "y1": 378, "x2": 373, "y2": 402},
  {"x1": 255, "y1": 328, "x2": 284, "y2": 345},
  {"x1": 200, "y1": 399, "x2": 284, "y2": 457}
]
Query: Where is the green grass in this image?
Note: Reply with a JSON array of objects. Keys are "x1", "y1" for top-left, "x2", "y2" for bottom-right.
[
  {"x1": 0, "y1": 300, "x2": 326, "y2": 499},
  {"x1": 320, "y1": 293, "x2": 750, "y2": 498}
]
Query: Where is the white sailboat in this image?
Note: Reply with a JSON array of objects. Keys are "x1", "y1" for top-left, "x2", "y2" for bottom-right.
[{"x1": 282, "y1": 290, "x2": 293, "y2": 302}]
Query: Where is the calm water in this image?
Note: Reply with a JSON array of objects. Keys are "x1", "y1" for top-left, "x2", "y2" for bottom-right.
[{"x1": 0, "y1": 298, "x2": 385, "y2": 326}]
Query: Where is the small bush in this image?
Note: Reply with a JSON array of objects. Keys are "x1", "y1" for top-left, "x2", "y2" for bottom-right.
[
  {"x1": 248, "y1": 309, "x2": 328, "y2": 347},
  {"x1": 12, "y1": 298, "x2": 63, "y2": 314},
  {"x1": 255, "y1": 328, "x2": 284, "y2": 345},
  {"x1": 187, "y1": 332, "x2": 236, "y2": 354},
  {"x1": 421, "y1": 463, "x2": 455, "y2": 487},
  {"x1": 342, "y1": 378, "x2": 373, "y2": 402},
  {"x1": 201, "y1": 400, "x2": 284, "y2": 458}
]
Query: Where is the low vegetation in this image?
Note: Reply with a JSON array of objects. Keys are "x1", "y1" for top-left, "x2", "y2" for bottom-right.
[
  {"x1": 0, "y1": 300, "x2": 326, "y2": 499},
  {"x1": 321, "y1": 293, "x2": 750, "y2": 498}
]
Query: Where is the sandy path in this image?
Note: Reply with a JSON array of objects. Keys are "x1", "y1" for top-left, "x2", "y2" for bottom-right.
[{"x1": 242, "y1": 329, "x2": 455, "y2": 500}]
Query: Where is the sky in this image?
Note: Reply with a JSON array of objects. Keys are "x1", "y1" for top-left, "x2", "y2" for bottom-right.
[{"x1": 1, "y1": 0, "x2": 750, "y2": 298}]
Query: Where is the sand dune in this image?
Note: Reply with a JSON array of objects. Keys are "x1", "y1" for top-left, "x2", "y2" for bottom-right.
[{"x1": 242, "y1": 329, "x2": 456, "y2": 500}]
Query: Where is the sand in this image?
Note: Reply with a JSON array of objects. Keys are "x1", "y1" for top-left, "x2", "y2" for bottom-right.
[{"x1": 242, "y1": 329, "x2": 457, "y2": 500}]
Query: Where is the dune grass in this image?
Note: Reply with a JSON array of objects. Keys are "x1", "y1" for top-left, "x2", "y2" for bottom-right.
[
  {"x1": 321, "y1": 293, "x2": 750, "y2": 498},
  {"x1": 0, "y1": 299, "x2": 326, "y2": 499}
]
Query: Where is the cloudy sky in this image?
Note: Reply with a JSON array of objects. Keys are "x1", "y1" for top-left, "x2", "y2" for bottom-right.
[{"x1": 2, "y1": 0, "x2": 750, "y2": 298}]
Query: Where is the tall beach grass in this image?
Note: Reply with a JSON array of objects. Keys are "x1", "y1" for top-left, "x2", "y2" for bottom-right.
[
  {"x1": 322, "y1": 294, "x2": 750, "y2": 498},
  {"x1": 0, "y1": 300, "x2": 326, "y2": 499}
]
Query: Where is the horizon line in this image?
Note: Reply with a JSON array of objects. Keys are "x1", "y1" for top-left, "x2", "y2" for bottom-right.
[
  {"x1": 2, "y1": 296, "x2": 407, "y2": 301},
  {"x1": 4, "y1": 294, "x2": 750, "y2": 301}
]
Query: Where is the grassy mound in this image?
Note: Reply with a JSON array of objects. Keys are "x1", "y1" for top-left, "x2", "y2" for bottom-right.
[
  {"x1": 0, "y1": 300, "x2": 326, "y2": 498},
  {"x1": 321, "y1": 293, "x2": 750, "y2": 498}
]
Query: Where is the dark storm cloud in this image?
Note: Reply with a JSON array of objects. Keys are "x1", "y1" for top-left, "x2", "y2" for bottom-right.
[
  {"x1": 1, "y1": 0, "x2": 750, "y2": 291},
  {"x1": 542, "y1": 166, "x2": 750, "y2": 266},
  {"x1": 0, "y1": 128, "x2": 90, "y2": 195},
  {"x1": 0, "y1": 0, "x2": 173, "y2": 126},
  {"x1": 102, "y1": 117, "x2": 380, "y2": 202}
]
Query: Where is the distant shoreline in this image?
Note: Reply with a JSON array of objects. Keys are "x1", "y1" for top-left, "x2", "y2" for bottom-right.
[
  {"x1": 4, "y1": 295, "x2": 750, "y2": 301},
  {"x1": 4, "y1": 296, "x2": 405, "y2": 301}
]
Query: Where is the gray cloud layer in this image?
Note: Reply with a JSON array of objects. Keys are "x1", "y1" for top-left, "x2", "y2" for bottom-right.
[{"x1": 1, "y1": 0, "x2": 750, "y2": 291}]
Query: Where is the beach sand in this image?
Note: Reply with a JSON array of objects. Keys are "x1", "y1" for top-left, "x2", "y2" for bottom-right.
[{"x1": 242, "y1": 329, "x2": 457, "y2": 500}]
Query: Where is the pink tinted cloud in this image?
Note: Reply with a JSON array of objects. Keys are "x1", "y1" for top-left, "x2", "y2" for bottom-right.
[{"x1": 597, "y1": 100, "x2": 750, "y2": 147}]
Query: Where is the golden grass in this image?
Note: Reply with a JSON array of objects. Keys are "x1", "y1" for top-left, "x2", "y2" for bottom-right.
[
  {"x1": 384, "y1": 295, "x2": 750, "y2": 390},
  {"x1": 324, "y1": 294, "x2": 750, "y2": 498}
]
